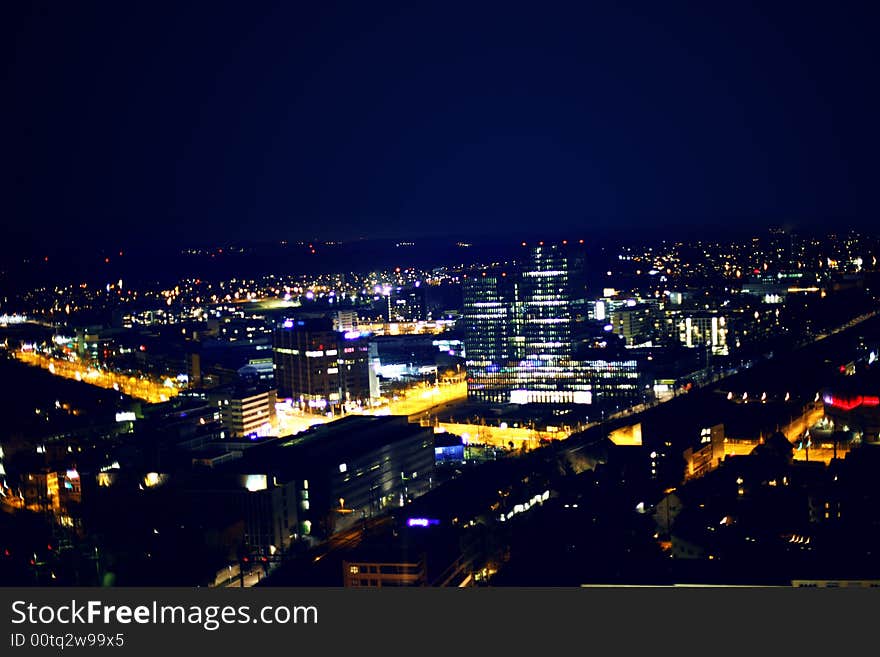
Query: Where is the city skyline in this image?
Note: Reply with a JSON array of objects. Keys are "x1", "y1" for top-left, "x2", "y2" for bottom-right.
[
  {"x1": 5, "y1": 2, "x2": 880, "y2": 596},
  {"x1": 3, "y1": 226, "x2": 880, "y2": 588}
]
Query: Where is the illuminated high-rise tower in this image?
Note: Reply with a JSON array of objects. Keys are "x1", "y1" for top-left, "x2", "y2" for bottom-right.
[
  {"x1": 510, "y1": 243, "x2": 590, "y2": 404},
  {"x1": 521, "y1": 243, "x2": 574, "y2": 359},
  {"x1": 462, "y1": 242, "x2": 591, "y2": 405},
  {"x1": 461, "y1": 270, "x2": 516, "y2": 403}
]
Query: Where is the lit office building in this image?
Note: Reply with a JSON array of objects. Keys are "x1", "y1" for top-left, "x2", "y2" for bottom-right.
[
  {"x1": 461, "y1": 270, "x2": 516, "y2": 403},
  {"x1": 521, "y1": 243, "x2": 578, "y2": 357},
  {"x1": 578, "y1": 358, "x2": 642, "y2": 406},
  {"x1": 273, "y1": 317, "x2": 373, "y2": 412},
  {"x1": 676, "y1": 313, "x2": 729, "y2": 356},
  {"x1": 390, "y1": 285, "x2": 428, "y2": 322},
  {"x1": 219, "y1": 386, "x2": 277, "y2": 439},
  {"x1": 462, "y1": 243, "x2": 592, "y2": 405},
  {"x1": 609, "y1": 304, "x2": 656, "y2": 346},
  {"x1": 336, "y1": 335, "x2": 373, "y2": 406},
  {"x1": 332, "y1": 309, "x2": 358, "y2": 333},
  {"x1": 508, "y1": 243, "x2": 590, "y2": 404}
]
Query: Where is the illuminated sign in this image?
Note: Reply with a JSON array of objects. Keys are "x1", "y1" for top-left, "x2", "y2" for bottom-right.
[
  {"x1": 115, "y1": 412, "x2": 137, "y2": 422},
  {"x1": 407, "y1": 518, "x2": 440, "y2": 527},
  {"x1": 823, "y1": 394, "x2": 880, "y2": 411}
]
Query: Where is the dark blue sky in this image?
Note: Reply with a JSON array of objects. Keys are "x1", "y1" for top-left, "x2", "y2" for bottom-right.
[{"x1": 3, "y1": 1, "x2": 878, "y2": 249}]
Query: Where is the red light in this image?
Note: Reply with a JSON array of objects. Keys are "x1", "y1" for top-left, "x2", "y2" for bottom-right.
[
  {"x1": 579, "y1": 239, "x2": 584, "y2": 244},
  {"x1": 562, "y1": 240, "x2": 568, "y2": 245},
  {"x1": 521, "y1": 242, "x2": 527, "y2": 247},
  {"x1": 753, "y1": 268, "x2": 760, "y2": 274},
  {"x1": 242, "y1": 557, "x2": 249, "y2": 562},
  {"x1": 261, "y1": 557, "x2": 268, "y2": 562},
  {"x1": 29, "y1": 559, "x2": 35, "y2": 566},
  {"x1": 3, "y1": 549, "x2": 10, "y2": 557},
  {"x1": 105, "y1": 257, "x2": 110, "y2": 264},
  {"x1": 827, "y1": 395, "x2": 880, "y2": 411},
  {"x1": 47, "y1": 544, "x2": 52, "y2": 551},
  {"x1": 840, "y1": 365, "x2": 846, "y2": 373}
]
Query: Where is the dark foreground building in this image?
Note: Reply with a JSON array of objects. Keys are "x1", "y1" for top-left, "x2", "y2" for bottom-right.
[{"x1": 183, "y1": 415, "x2": 435, "y2": 556}]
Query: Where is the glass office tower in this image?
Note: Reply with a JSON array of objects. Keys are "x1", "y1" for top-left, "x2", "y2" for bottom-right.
[
  {"x1": 462, "y1": 243, "x2": 591, "y2": 405},
  {"x1": 461, "y1": 270, "x2": 515, "y2": 403}
]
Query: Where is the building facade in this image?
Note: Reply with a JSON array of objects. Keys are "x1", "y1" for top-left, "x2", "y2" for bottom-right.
[
  {"x1": 461, "y1": 270, "x2": 516, "y2": 403},
  {"x1": 461, "y1": 243, "x2": 591, "y2": 405},
  {"x1": 186, "y1": 416, "x2": 436, "y2": 554},
  {"x1": 273, "y1": 317, "x2": 373, "y2": 412},
  {"x1": 219, "y1": 387, "x2": 277, "y2": 438}
]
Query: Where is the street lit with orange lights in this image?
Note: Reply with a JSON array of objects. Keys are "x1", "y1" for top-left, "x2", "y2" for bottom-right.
[
  {"x1": 367, "y1": 380, "x2": 467, "y2": 418},
  {"x1": 13, "y1": 349, "x2": 180, "y2": 404}
]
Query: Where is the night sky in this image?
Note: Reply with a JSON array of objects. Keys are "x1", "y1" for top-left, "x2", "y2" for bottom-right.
[{"x1": 3, "y1": 2, "x2": 878, "y2": 250}]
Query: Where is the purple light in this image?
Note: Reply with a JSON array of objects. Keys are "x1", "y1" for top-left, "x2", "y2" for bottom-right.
[
  {"x1": 407, "y1": 518, "x2": 439, "y2": 528},
  {"x1": 603, "y1": 324, "x2": 614, "y2": 332},
  {"x1": 282, "y1": 320, "x2": 294, "y2": 328}
]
